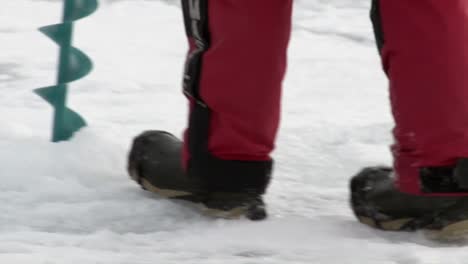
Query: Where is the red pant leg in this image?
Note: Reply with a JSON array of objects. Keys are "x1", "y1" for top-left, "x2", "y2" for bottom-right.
[
  {"x1": 180, "y1": 0, "x2": 293, "y2": 192},
  {"x1": 378, "y1": 0, "x2": 468, "y2": 195}
]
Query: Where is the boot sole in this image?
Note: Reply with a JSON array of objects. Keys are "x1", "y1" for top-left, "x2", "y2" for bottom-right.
[
  {"x1": 140, "y1": 178, "x2": 193, "y2": 199},
  {"x1": 425, "y1": 220, "x2": 468, "y2": 241},
  {"x1": 358, "y1": 216, "x2": 468, "y2": 241},
  {"x1": 357, "y1": 216, "x2": 413, "y2": 231},
  {"x1": 199, "y1": 204, "x2": 249, "y2": 219},
  {"x1": 134, "y1": 175, "x2": 252, "y2": 220}
]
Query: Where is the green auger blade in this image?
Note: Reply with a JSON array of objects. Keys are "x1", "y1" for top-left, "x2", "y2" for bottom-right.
[
  {"x1": 35, "y1": 84, "x2": 87, "y2": 142},
  {"x1": 39, "y1": 24, "x2": 93, "y2": 83},
  {"x1": 64, "y1": 0, "x2": 99, "y2": 22},
  {"x1": 35, "y1": 85, "x2": 59, "y2": 105},
  {"x1": 55, "y1": 108, "x2": 87, "y2": 142},
  {"x1": 67, "y1": 47, "x2": 93, "y2": 83},
  {"x1": 39, "y1": 23, "x2": 70, "y2": 46}
]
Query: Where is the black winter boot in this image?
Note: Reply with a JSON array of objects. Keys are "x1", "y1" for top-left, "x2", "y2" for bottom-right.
[
  {"x1": 350, "y1": 166, "x2": 468, "y2": 240},
  {"x1": 128, "y1": 131, "x2": 267, "y2": 220}
]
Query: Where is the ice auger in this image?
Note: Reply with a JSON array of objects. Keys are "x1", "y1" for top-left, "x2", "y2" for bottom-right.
[{"x1": 35, "y1": 0, "x2": 98, "y2": 142}]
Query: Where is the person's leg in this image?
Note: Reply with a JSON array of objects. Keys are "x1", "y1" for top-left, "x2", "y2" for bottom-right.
[
  {"x1": 379, "y1": 0, "x2": 468, "y2": 195},
  {"x1": 182, "y1": 0, "x2": 293, "y2": 194},
  {"x1": 351, "y1": 0, "x2": 468, "y2": 238},
  {"x1": 128, "y1": 0, "x2": 293, "y2": 220}
]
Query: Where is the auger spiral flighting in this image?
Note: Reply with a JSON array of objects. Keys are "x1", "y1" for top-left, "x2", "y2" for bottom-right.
[{"x1": 35, "y1": 0, "x2": 98, "y2": 142}]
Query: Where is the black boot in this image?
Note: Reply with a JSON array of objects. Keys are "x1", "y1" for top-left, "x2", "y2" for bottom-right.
[
  {"x1": 128, "y1": 131, "x2": 267, "y2": 220},
  {"x1": 350, "y1": 166, "x2": 468, "y2": 240}
]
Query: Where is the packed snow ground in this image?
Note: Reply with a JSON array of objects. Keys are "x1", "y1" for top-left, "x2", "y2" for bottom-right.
[{"x1": 1, "y1": 0, "x2": 466, "y2": 263}]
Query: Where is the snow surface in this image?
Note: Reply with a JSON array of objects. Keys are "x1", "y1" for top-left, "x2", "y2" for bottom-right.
[{"x1": 1, "y1": 0, "x2": 466, "y2": 263}]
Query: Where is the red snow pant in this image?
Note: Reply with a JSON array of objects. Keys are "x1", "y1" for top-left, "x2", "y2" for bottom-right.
[
  {"x1": 180, "y1": 0, "x2": 293, "y2": 193},
  {"x1": 374, "y1": 0, "x2": 468, "y2": 195}
]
